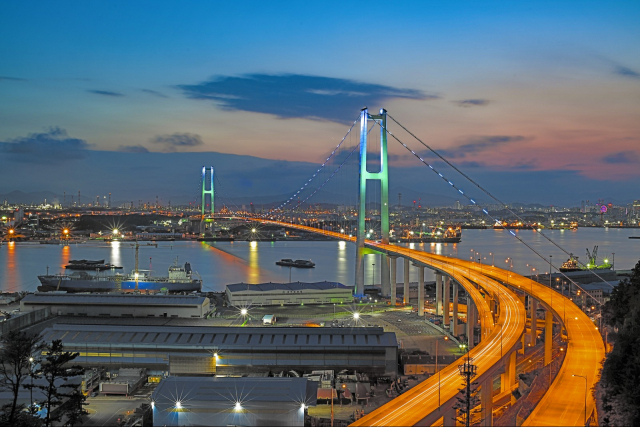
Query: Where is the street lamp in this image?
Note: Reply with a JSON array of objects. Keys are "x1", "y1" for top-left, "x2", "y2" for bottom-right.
[{"x1": 572, "y1": 374, "x2": 588, "y2": 425}]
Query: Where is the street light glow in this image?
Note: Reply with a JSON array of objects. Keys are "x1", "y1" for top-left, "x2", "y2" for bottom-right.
[
  {"x1": 240, "y1": 308, "x2": 248, "y2": 316},
  {"x1": 353, "y1": 312, "x2": 360, "y2": 320},
  {"x1": 235, "y1": 402, "x2": 242, "y2": 411}
]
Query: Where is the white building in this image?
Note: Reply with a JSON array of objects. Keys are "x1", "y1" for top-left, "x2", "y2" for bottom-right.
[{"x1": 226, "y1": 282, "x2": 354, "y2": 306}]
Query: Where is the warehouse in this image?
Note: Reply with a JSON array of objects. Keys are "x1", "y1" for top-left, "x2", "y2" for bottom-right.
[
  {"x1": 226, "y1": 281, "x2": 354, "y2": 306},
  {"x1": 39, "y1": 324, "x2": 398, "y2": 375},
  {"x1": 20, "y1": 293, "x2": 210, "y2": 318},
  {"x1": 151, "y1": 376, "x2": 317, "y2": 427}
]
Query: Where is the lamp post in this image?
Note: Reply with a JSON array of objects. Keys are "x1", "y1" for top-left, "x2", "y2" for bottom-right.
[
  {"x1": 28, "y1": 357, "x2": 34, "y2": 413},
  {"x1": 489, "y1": 252, "x2": 494, "y2": 266},
  {"x1": 572, "y1": 374, "x2": 588, "y2": 425}
]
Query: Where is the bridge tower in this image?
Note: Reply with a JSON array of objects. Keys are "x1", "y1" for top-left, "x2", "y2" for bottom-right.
[
  {"x1": 355, "y1": 108, "x2": 390, "y2": 296},
  {"x1": 201, "y1": 166, "x2": 214, "y2": 234}
]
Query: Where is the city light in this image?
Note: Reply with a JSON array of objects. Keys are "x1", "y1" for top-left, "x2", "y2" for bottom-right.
[
  {"x1": 175, "y1": 401, "x2": 182, "y2": 409},
  {"x1": 234, "y1": 402, "x2": 242, "y2": 411},
  {"x1": 353, "y1": 312, "x2": 360, "y2": 320},
  {"x1": 240, "y1": 308, "x2": 248, "y2": 316}
]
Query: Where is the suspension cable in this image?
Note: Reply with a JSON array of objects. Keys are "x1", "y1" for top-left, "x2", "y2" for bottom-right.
[
  {"x1": 387, "y1": 113, "x2": 615, "y2": 290},
  {"x1": 374, "y1": 119, "x2": 608, "y2": 306}
]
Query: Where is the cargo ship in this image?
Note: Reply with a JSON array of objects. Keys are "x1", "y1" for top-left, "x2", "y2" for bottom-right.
[
  {"x1": 38, "y1": 260, "x2": 202, "y2": 293},
  {"x1": 559, "y1": 246, "x2": 612, "y2": 273},
  {"x1": 65, "y1": 260, "x2": 123, "y2": 271}
]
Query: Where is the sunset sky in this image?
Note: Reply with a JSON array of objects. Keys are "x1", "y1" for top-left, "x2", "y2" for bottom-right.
[{"x1": 1, "y1": 1, "x2": 639, "y2": 204}]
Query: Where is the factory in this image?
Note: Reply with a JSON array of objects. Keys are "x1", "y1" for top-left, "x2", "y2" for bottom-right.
[
  {"x1": 226, "y1": 281, "x2": 354, "y2": 306},
  {"x1": 40, "y1": 324, "x2": 398, "y2": 375},
  {"x1": 20, "y1": 293, "x2": 210, "y2": 318},
  {"x1": 151, "y1": 376, "x2": 317, "y2": 427}
]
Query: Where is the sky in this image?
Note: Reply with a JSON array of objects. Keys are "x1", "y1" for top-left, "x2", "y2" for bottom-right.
[{"x1": 1, "y1": 1, "x2": 639, "y2": 206}]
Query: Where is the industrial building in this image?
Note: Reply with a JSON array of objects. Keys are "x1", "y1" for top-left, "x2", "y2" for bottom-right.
[
  {"x1": 226, "y1": 281, "x2": 354, "y2": 306},
  {"x1": 40, "y1": 324, "x2": 398, "y2": 375},
  {"x1": 20, "y1": 293, "x2": 210, "y2": 318},
  {"x1": 151, "y1": 376, "x2": 317, "y2": 427}
]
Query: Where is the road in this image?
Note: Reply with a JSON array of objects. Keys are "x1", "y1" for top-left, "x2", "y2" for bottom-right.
[
  {"x1": 250, "y1": 220, "x2": 526, "y2": 426},
  {"x1": 469, "y1": 262, "x2": 604, "y2": 426}
]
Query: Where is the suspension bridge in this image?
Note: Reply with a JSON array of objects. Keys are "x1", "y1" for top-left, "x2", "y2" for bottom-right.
[{"x1": 208, "y1": 108, "x2": 605, "y2": 426}]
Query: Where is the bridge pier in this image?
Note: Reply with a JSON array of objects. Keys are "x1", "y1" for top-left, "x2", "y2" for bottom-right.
[
  {"x1": 544, "y1": 310, "x2": 553, "y2": 366},
  {"x1": 418, "y1": 265, "x2": 425, "y2": 317},
  {"x1": 389, "y1": 256, "x2": 397, "y2": 306},
  {"x1": 500, "y1": 351, "x2": 517, "y2": 395},
  {"x1": 530, "y1": 298, "x2": 538, "y2": 347},
  {"x1": 452, "y1": 281, "x2": 459, "y2": 335},
  {"x1": 466, "y1": 296, "x2": 475, "y2": 349},
  {"x1": 443, "y1": 406, "x2": 457, "y2": 427},
  {"x1": 444, "y1": 276, "x2": 451, "y2": 328},
  {"x1": 381, "y1": 254, "x2": 391, "y2": 297},
  {"x1": 403, "y1": 258, "x2": 410, "y2": 305},
  {"x1": 436, "y1": 272, "x2": 443, "y2": 316},
  {"x1": 481, "y1": 376, "x2": 494, "y2": 426}
]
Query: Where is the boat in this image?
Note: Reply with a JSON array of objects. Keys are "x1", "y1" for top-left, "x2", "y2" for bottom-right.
[
  {"x1": 394, "y1": 226, "x2": 462, "y2": 243},
  {"x1": 38, "y1": 243, "x2": 202, "y2": 293},
  {"x1": 493, "y1": 221, "x2": 536, "y2": 230},
  {"x1": 38, "y1": 260, "x2": 201, "y2": 293},
  {"x1": 275, "y1": 259, "x2": 316, "y2": 268},
  {"x1": 559, "y1": 246, "x2": 612, "y2": 273},
  {"x1": 65, "y1": 260, "x2": 123, "y2": 271}
]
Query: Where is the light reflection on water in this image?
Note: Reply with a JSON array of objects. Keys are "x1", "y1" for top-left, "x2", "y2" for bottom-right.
[{"x1": 0, "y1": 228, "x2": 638, "y2": 293}]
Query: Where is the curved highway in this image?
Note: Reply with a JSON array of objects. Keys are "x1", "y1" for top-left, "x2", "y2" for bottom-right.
[{"x1": 248, "y1": 219, "x2": 527, "y2": 426}]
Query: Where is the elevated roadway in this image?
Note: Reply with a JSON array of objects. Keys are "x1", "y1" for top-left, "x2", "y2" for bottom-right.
[{"x1": 248, "y1": 219, "x2": 526, "y2": 426}]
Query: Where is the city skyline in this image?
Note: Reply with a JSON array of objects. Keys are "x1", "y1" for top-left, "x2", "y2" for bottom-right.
[{"x1": 1, "y1": 1, "x2": 639, "y2": 204}]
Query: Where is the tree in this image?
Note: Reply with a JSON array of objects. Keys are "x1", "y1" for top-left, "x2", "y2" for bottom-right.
[
  {"x1": 599, "y1": 259, "x2": 640, "y2": 426},
  {"x1": 62, "y1": 387, "x2": 88, "y2": 427},
  {"x1": 0, "y1": 331, "x2": 43, "y2": 425},
  {"x1": 31, "y1": 340, "x2": 84, "y2": 427}
]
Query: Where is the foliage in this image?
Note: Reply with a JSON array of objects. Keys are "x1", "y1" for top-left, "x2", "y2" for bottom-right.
[
  {"x1": 0, "y1": 403, "x2": 41, "y2": 427},
  {"x1": 30, "y1": 340, "x2": 84, "y2": 427},
  {"x1": 599, "y1": 259, "x2": 640, "y2": 426},
  {"x1": 0, "y1": 331, "x2": 44, "y2": 425}
]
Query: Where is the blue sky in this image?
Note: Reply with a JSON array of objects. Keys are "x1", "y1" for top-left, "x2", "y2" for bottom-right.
[{"x1": 1, "y1": 1, "x2": 639, "y2": 205}]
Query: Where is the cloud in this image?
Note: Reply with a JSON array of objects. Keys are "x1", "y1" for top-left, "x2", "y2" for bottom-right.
[
  {"x1": 0, "y1": 76, "x2": 27, "y2": 82},
  {"x1": 439, "y1": 135, "x2": 528, "y2": 158},
  {"x1": 118, "y1": 145, "x2": 149, "y2": 153},
  {"x1": 603, "y1": 151, "x2": 639, "y2": 164},
  {"x1": 87, "y1": 90, "x2": 125, "y2": 97},
  {"x1": 453, "y1": 99, "x2": 490, "y2": 107},
  {"x1": 177, "y1": 73, "x2": 435, "y2": 123},
  {"x1": 141, "y1": 89, "x2": 168, "y2": 98},
  {"x1": 0, "y1": 127, "x2": 90, "y2": 163},
  {"x1": 614, "y1": 65, "x2": 640, "y2": 79},
  {"x1": 150, "y1": 133, "x2": 203, "y2": 152}
]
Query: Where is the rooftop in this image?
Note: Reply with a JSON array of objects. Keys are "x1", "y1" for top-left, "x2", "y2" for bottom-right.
[
  {"x1": 22, "y1": 292, "x2": 208, "y2": 306},
  {"x1": 152, "y1": 376, "x2": 317, "y2": 406},
  {"x1": 227, "y1": 281, "x2": 353, "y2": 293},
  {"x1": 40, "y1": 324, "x2": 398, "y2": 348}
]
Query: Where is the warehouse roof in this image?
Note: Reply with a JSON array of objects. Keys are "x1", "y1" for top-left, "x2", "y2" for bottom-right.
[
  {"x1": 226, "y1": 281, "x2": 353, "y2": 293},
  {"x1": 152, "y1": 376, "x2": 317, "y2": 406},
  {"x1": 40, "y1": 324, "x2": 398, "y2": 348},
  {"x1": 22, "y1": 292, "x2": 207, "y2": 306}
]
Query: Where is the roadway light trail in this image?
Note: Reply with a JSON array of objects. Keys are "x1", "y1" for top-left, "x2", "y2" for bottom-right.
[{"x1": 249, "y1": 219, "x2": 526, "y2": 426}]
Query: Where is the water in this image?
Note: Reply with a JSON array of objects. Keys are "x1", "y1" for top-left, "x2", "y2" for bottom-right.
[{"x1": 1, "y1": 228, "x2": 639, "y2": 293}]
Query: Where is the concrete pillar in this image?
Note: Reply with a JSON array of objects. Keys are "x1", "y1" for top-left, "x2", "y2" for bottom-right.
[
  {"x1": 443, "y1": 406, "x2": 457, "y2": 427},
  {"x1": 436, "y1": 273, "x2": 443, "y2": 316},
  {"x1": 481, "y1": 376, "x2": 493, "y2": 427},
  {"x1": 466, "y1": 296, "x2": 475, "y2": 349},
  {"x1": 389, "y1": 256, "x2": 397, "y2": 306},
  {"x1": 444, "y1": 276, "x2": 451, "y2": 328},
  {"x1": 544, "y1": 310, "x2": 553, "y2": 366},
  {"x1": 452, "y1": 282, "x2": 459, "y2": 334},
  {"x1": 508, "y1": 351, "x2": 516, "y2": 389},
  {"x1": 403, "y1": 258, "x2": 410, "y2": 305},
  {"x1": 381, "y1": 254, "x2": 391, "y2": 297},
  {"x1": 530, "y1": 298, "x2": 538, "y2": 347},
  {"x1": 418, "y1": 266, "x2": 425, "y2": 317}
]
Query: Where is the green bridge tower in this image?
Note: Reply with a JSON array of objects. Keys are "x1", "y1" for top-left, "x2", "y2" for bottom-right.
[
  {"x1": 355, "y1": 108, "x2": 390, "y2": 297},
  {"x1": 201, "y1": 166, "x2": 214, "y2": 235}
]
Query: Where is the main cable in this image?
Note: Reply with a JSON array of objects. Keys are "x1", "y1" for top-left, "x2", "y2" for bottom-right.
[{"x1": 387, "y1": 113, "x2": 615, "y2": 288}]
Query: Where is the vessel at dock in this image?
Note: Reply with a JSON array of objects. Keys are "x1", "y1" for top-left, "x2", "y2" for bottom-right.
[
  {"x1": 393, "y1": 226, "x2": 462, "y2": 243},
  {"x1": 38, "y1": 260, "x2": 201, "y2": 293},
  {"x1": 64, "y1": 259, "x2": 123, "y2": 271},
  {"x1": 559, "y1": 246, "x2": 612, "y2": 273}
]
